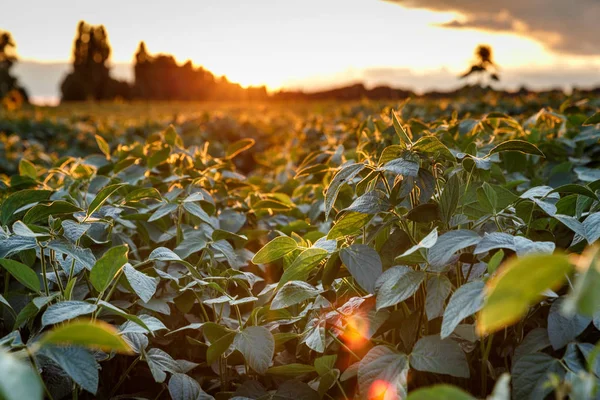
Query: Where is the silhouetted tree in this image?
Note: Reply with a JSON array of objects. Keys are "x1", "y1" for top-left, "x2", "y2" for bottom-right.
[
  {"x1": 131, "y1": 41, "x2": 267, "y2": 102},
  {"x1": 61, "y1": 21, "x2": 131, "y2": 101},
  {"x1": 0, "y1": 30, "x2": 28, "y2": 107},
  {"x1": 460, "y1": 45, "x2": 499, "y2": 85}
]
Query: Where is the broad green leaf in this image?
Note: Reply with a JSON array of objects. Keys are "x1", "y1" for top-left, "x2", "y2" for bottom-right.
[
  {"x1": 252, "y1": 236, "x2": 298, "y2": 264},
  {"x1": 441, "y1": 281, "x2": 485, "y2": 339},
  {"x1": 271, "y1": 281, "x2": 319, "y2": 310},
  {"x1": 513, "y1": 328, "x2": 551, "y2": 363},
  {"x1": 427, "y1": 230, "x2": 480, "y2": 270},
  {"x1": 206, "y1": 331, "x2": 236, "y2": 365},
  {"x1": 168, "y1": 373, "x2": 213, "y2": 400},
  {"x1": 564, "y1": 247, "x2": 600, "y2": 316},
  {"x1": 0, "y1": 348, "x2": 43, "y2": 400},
  {"x1": 39, "y1": 319, "x2": 133, "y2": 354},
  {"x1": 90, "y1": 245, "x2": 129, "y2": 293},
  {"x1": 123, "y1": 264, "x2": 158, "y2": 303},
  {"x1": 325, "y1": 163, "x2": 365, "y2": 219},
  {"x1": 375, "y1": 266, "x2": 425, "y2": 310},
  {"x1": 226, "y1": 138, "x2": 255, "y2": 159},
  {"x1": 149, "y1": 246, "x2": 182, "y2": 261},
  {"x1": 23, "y1": 201, "x2": 82, "y2": 224},
  {"x1": 147, "y1": 144, "x2": 171, "y2": 169},
  {"x1": 0, "y1": 189, "x2": 52, "y2": 226},
  {"x1": 438, "y1": 175, "x2": 459, "y2": 226},
  {"x1": 40, "y1": 345, "x2": 99, "y2": 394},
  {"x1": 478, "y1": 253, "x2": 573, "y2": 335},
  {"x1": 380, "y1": 154, "x2": 420, "y2": 177},
  {"x1": 124, "y1": 187, "x2": 162, "y2": 203},
  {"x1": 549, "y1": 184, "x2": 598, "y2": 200},
  {"x1": 146, "y1": 348, "x2": 181, "y2": 383},
  {"x1": 583, "y1": 212, "x2": 600, "y2": 244},
  {"x1": 488, "y1": 140, "x2": 544, "y2": 157},
  {"x1": 327, "y1": 211, "x2": 373, "y2": 240},
  {"x1": 511, "y1": 353, "x2": 565, "y2": 400},
  {"x1": 163, "y1": 125, "x2": 183, "y2": 148},
  {"x1": 87, "y1": 183, "x2": 126, "y2": 217},
  {"x1": 407, "y1": 385, "x2": 475, "y2": 400},
  {"x1": 396, "y1": 228, "x2": 438, "y2": 259},
  {"x1": 340, "y1": 244, "x2": 382, "y2": 294},
  {"x1": 358, "y1": 345, "x2": 409, "y2": 400},
  {"x1": 547, "y1": 297, "x2": 590, "y2": 350},
  {"x1": 61, "y1": 220, "x2": 91, "y2": 242},
  {"x1": 412, "y1": 136, "x2": 454, "y2": 161},
  {"x1": 343, "y1": 190, "x2": 389, "y2": 215},
  {"x1": 278, "y1": 248, "x2": 327, "y2": 289},
  {"x1": 148, "y1": 203, "x2": 178, "y2": 222},
  {"x1": 18, "y1": 159, "x2": 37, "y2": 179},
  {"x1": 0, "y1": 258, "x2": 40, "y2": 292},
  {"x1": 425, "y1": 274, "x2": 452, "y2": 321},
  {"x1": 42, "y1": 301, "x2": 97, "y2": 326},
  {"x1": 95, "y1": 134, "x2": 110, "y2": 158},
  {"x1": 234, "y1": 326, "x2": 275, "y2": 374},
  {"x1": 410, "y1": 335, "x2": 469, "y2": 378}
]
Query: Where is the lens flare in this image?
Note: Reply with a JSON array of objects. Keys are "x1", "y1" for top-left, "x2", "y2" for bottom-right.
[
  {"x1": 368, "y1": 379, "x2": 399, "y2": 400},
  {"x1": 341, "y1": 314, "x2": 369, "y2": 351}
]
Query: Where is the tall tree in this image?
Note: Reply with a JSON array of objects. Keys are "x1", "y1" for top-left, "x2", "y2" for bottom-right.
[
  {"x1": 61, "y1": 21, "x2": 129, "y2": 101},
  {"x1": 0, "y1": 30, "x2": 28, "y2": 107}
]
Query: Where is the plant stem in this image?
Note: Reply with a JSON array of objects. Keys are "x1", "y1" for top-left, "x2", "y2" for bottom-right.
[
  {"x1": 39, "y1": 246, "x2": 50, "y2": 296},
  {"x1": 109, "y1": 356, "x2": 140, "y2": 398}
]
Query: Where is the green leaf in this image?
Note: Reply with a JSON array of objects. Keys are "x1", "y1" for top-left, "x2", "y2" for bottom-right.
[
  {"x1": 90, "y1": 245, "x2": 128, "y2": 293},
  {"x1": 375, "y1": 266, "x2": 425, "y2": 310},
  {"x1": 0, "y1": 258, "x2": 40, "y2": 292},
  {"x1": 168, "y1": 373, "x2": 212, "y2": 400},
  {"x1": 410, "y1": 335, "x2": 469, "y2": 378},
  {"x1": 0, "y1": 189, "x2": 52, "y2": 225},
  {"x1": 326, "y1": 211, "x2": 373, "y2": 240},
  {"x1": 163, "y1": 125, "x2": 183, "y2": 148},
  {"x1": 95, "y1": 134, "x2": 110, "y2": 158},
  {"x1": 42, "y1": 301, "x2": 97, "y2": 326},
  {"x1": 206, "y1": 331, "x2": 236, "y2": 365},
  {"x1": 278, "y1": 248, "x2": 328, "y2": 289},
  {"x1": 488, "y1": 140, "x2": 544, "y2": 157},
  {"x1": 412, "y1": 136, "x2": 454, "y2": 161},
  {"x1": 357, "y1": 345, "x2": 409, "y2": 399},
  {"x1": 478, "y1": 253, "x2": 573, "y2": 335},
  {"x1": 149, "y1": 247, "x2": 182, "y2": 261},
  {"x1": 407, "y1": 385, "x2": 475, "y2": 400},
  {"x1": 146, "y1": 348, "x2": 181, "y2": 383},
  {"x1": 549, "y1": 184, "x2": 598, "y2": 201},
  {"x1": 0, "y1": 348, "x2": 43, "y2": 400},
  {"x1": 23, "y1": 201, "x2": 82, "y2": 224},
  {"x1": 87, "y1": 183, "x2": 126, "y2": 217},
  {"x1": 123, "y1": 264, "x2": 158, "y2": 303},
  {"x1": 396, "y1": 228, "x2": 438, "y2": 260},
  {"x1": 39, "y1": 319, "x2": 133, "y2": 354},
  {"x1": 61, "y1": 220, "x2": 91, "y2": 242},
  {"x1": 271, "y1": 281, "x2": 319, "y2": 310},
  {"x1": 427, "y1": 230, "x2": 480, "y2": 270},
  {"x1": 252, "y1": 236, "x2": 299, "y2": 264},
  {"x1": 148, "y1": 203, "x2": 177, "y2": 222},
  {"x1": 583, "y1": 112, "x2": 600, "y2": 125},
  {"x1": 391, "y1": 110, "x2": 412, "y2": 145},
  {"x1": 380, "y1": 154, "x2": 420, "y2": 177},
  {"x1": 425, "y1": 274, "x2": 452, "y2": 321},
  {"x1": 147, "y1": 144, "x2": 171, "y2": 169},
  {"x1": 564, "y1": 247, "x2": 600, "y2": 317},
  {"x1": 439, "y1": 175, "x2": 460, "y2": 225},
  {"x1": 343, "y1": 190, "x2": 389, "y2": 214},
  {"x1": 325, "y1": 163, "x2": 365, "y2": 219},
  {"x1": 226, "y1": 138, "x2": 255, "y2": 159},
  {"x1": 441, "y1": 281, "x2": 485, "y2": 339},
  {"x1": 18, "y1": 159, "x2": 37, "y2": 179},
  {"x1": 234, "y1": 326, "x2": 275, "y2": 374},
  {"x1": 547, "y1": 297, "x2": 590, "y2": 350},
  {"x1": 340, "y1": 244, "x2": 382, "y2": 294},
  {"x1": 267, "y1": 363, "x2": 316, "y2": 377},
  {"x1": 182, "y1": 202, "x2": 213, "y2": 225},
  {"x1": 40, "y1": 345, "x2": 99, "y2": 394},
  {"x1": 511, "y1": 353, "x2": 565, "y2": 400},
  {"x1": 124, "y1": 187, "x2": 162, "y2": 203}
]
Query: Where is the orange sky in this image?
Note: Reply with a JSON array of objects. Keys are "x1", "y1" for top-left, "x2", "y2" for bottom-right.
[{"x1": 3, "y1": 0, "x2": 600, "y2": 99}]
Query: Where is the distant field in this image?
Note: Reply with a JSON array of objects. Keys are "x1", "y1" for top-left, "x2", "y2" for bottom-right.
[{"x1": 1, "y1": 95, "x2": 600, "y2": 400}]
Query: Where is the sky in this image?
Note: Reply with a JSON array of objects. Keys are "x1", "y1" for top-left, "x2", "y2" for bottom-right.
[{"x1": 2, "y1": 0, "x2": 600, "y2": 103}]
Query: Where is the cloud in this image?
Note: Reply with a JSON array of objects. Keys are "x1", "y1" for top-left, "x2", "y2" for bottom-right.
[{"x1": 387, "y1": 0, "x2": 600, "y2": 56}]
